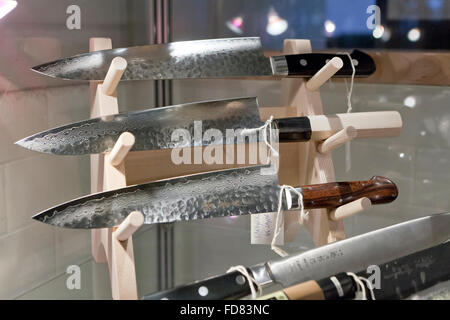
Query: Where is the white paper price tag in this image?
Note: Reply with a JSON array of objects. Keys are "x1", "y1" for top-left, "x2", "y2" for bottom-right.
[{"x1": 251, "y1": 212, "x2": 284, "y2": 245}]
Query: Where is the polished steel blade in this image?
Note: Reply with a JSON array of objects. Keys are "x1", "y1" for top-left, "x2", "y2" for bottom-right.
[
  {"x1": 16, "y1": 97, "x2": 262, "y2": 155},
  {"x1": 32, "y1": 37, "x2": 273, "y2": 80},
  {"x1": 251, "y1": 212, "x2": 450, "y2": 287},
  {"x1": 32, "y1": 166, "x2": 287, "y2": 229}
]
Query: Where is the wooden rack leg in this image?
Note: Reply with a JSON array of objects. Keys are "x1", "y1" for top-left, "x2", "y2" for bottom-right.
[
  {"x1": 329, "y1": 197, "x2": 372, "y2": 221},
  {"x1": 89, "y1": 37, "x2": 139, "y2": 300},
  {"x1": 110, "y1": 210, "x2": 144, "y2": 300},
  {"x1": 105, "y1": 132, "x2": 138, "y2": 300}
]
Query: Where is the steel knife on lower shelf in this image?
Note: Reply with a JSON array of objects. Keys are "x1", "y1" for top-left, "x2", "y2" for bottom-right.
[
  {"x1": 16, "y1": 97, "x2": 402, "y2": 155},
  {"x1": 257, "y1": 241, "x2": 450, "y2": 300},
  {"x1": 142, "y1": 213, "x2": 450, "y2": 300},
  {"x1": 31, "y1": 37, "x2": 375, "y2": 81},
  {"x1": 32, "y1": 165, "x2": 398, "y2": 229}
]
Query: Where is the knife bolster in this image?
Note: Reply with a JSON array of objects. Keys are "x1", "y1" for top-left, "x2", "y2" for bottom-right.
[{"x1": 273, "y1": 117, "x2": 312, "y2": 142}]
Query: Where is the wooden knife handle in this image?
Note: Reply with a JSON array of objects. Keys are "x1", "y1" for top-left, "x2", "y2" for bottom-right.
[
  {"x1": 284, "y1": 280, "x2": 326, "y2": 300},
  {"x1": 301, "y1": 176, "x2": 398, "y2": 209}
]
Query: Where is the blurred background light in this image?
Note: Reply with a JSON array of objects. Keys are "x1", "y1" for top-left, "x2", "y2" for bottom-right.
[
  {"x1": 372, "y1": 25, "x2": 384, "y2": 39},
  {"x1": 324, "y1": 19, "x2": 336, "y2": 34},
  {"x1": 226, "y1": 15, "x2": 244, "y2": 34},
  {"x1": 381, "y1": 27, "x2": 391, "y2": 42},
  {"x1": 428, "y1": 0, "x2": 444, "y2": 11},
  {"x1": 404, "y1": 95, "x2": 417, "y2": 108},
  {"x1": 266, "y1": 7, "x2": 288, "y2": 36},
  {"x1": 0, "y1": 0, "x2": 17, "y2": 20},
  {"x1": 407, "y1": 28, "x2": 421, "y2": 42}
]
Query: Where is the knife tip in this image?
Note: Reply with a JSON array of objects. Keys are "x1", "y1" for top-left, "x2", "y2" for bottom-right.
[
  {"x1": 14, "y1": 137, "x2": 34, "y2": 151},
  {"x1": 30, "y1": 62, "x2": 59, "y2": 79}
]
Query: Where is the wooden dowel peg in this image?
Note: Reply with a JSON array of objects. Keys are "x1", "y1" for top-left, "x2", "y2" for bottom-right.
[
  {"x1": 114, "y1": 211, "x2": 145, "y2": 241},
  {"x1": 102, "y1": 57, "x2": 128, "y2": 96},
  {"x1": 329, "y1": 197, "x2": 372, "y2": 221},
  {"x1": 109, "y1": 132, "x2": 136, "y2": 166},
  {"x1": 306, "y1": 57, "x2": 343, "y2": 91},
  {"x1": 317, "y1": 126, "x2": 356, "y2": 154}
]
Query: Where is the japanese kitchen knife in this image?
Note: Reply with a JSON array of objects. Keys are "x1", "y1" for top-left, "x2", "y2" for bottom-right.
[
  {"x1": 32, "y1": 165, "x2": 398, "y2": 229},
  {"x1": 15, "y1": 97, "x2": 402, "y2": 155},
  {"x1": 31, "y1": 37, "x2": 375, "y2": 81},
  {"x1": 257, "y1": 241, "x2": 450, "y2": 300},
  {"x1": 142, "y1": 213, "x2": 450, "y2": 300}
]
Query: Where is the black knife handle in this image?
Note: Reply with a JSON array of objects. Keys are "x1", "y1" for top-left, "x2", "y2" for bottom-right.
[
  {"x1": 272, "y1": 117, "x2": 312, "y2": 142},
  {"x1": 317, "y1": 273, "x2": 357, "y2": 300},
  {"x1": 142, "y1": 271, "x2": 252, "y2": 300},
  {"x1": 284, "y1": 50, "x2": 375, "y2": 77}
]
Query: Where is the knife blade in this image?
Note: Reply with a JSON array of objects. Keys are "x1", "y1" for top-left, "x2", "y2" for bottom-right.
[
  {"x1": 31, "y1": 37, "x2": 375, "y2": 80},
  {"x1": 257, "y1": 241, "x2": 450, "y2": 300},
  {"x1": 142, "y1": 213, "x2": 450, "y2": 300},
  {"x1": 32, "y1": 165, "x2": 398, "y2": 229},
  {"x1": 15, "y1": 97, "x2": 402, "y2": 155}
]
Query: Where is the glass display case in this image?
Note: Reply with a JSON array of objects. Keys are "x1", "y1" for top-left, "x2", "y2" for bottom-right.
[{"x1": 0, "y1": 0, "x2": 448, "y2": 300}]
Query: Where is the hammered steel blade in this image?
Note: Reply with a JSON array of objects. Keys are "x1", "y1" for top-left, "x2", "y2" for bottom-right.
[
  {"x1": 32, "y1": 37, "x2": 273, "y2": 80},
  {"x1": 258, "y1": 212, "x2": 450, "y2": 288},
  {"x1": 15, "y1": 97, "x2": 262, "y2": 155},
  {"x1": 32, "y1": 166, "x2": 285, "y2": 229}
]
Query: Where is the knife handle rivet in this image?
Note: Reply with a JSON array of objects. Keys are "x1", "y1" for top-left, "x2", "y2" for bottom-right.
[
  {"x1": 236, "y1": 275, "x2": 246, "y2": 285},
  {"x1": 352, "y1": 59, "x2": 359, "y2": 66},
  {"x1": 198, "y1": 286, "x2": 209, "y2": 297},
  {"x1": 300, "y1": 59, "x2": 307, "y2": 66}
]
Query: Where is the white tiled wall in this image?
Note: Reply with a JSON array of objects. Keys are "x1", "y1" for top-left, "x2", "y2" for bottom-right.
[
  {"x1": 0, "y1": 78, "x2": 159, "y2": 299},
  {"x1": 0, "y1": 0, "x2": 155, "y2": 299},
  {"x1": 0, "y1": 85, "x2": 93, "y2": 299}
]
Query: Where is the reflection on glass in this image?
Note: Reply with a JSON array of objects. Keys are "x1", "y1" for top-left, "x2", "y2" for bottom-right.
[
  {"x1": 403, "y1": 96, "x2": 417, "y2": 108},
  {"x1": 0, "y1": 0, "x2": 17, "y2": 20},
  {"x1": 226, "y1": 15, "x2": 244, "y2": 35},
  {"x1": 266, "y1": 7, "x2": 288, "y2": 36},
  {"x1": 407, "y1": 28, "x2": 421, "y2": 42},
  {"x1": 324, "y1": 19, "x2": 336, "y2": 35}
]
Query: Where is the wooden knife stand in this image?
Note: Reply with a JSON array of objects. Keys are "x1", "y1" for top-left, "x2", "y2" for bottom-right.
[
  {"x1": 89, "y1": 38, "x2": 143, "y2": 300},
  {"x1": 262, "y1": 39, "x2": 360, "y2": 245},
  {"x1": 86, "y1": 37, "x2": 400, "y2": 299}
]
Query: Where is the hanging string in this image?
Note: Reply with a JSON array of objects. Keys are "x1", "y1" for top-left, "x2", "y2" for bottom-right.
[
  {"x1": 346, "y1": 272, "x2": 376, "y2": 300},
  {"x1": 242, "y1": 116, "x2": 308, "y2": 257},
  {"x1": 227, "y1": 265, "x2": 262, "y2": 299},
  {"x1": 241, "y1": 116, "x2": 278, "y2": 164},
  {"x1": 341, "y1": 52, "x2": 355, "y2": 113},
  {"x1": 358, "y1": 276, "x2": 376, "y2": 300},
  {"x1": 271, "y1": 185, "x2": 308, "y2": 257},
  {"x1": 337, "y1": 52, "x2": 356, "y2": 172}
]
